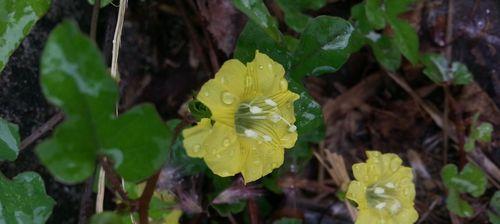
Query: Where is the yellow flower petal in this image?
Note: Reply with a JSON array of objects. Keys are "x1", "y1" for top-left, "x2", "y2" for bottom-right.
[
  {"x1": 197, "y1": 79, "x2": 240, "y2": 125},
  {"x1": 394, "y1": 207, "x2": 419, "y2": 224},
  {"x1": 203, "y1": 122, "x2": 244, "y2": 177},
  {"x1": 214, "y1": 59, "x2": 247, "y2": 97},
  {"x1": 348, "y1": 151, "x2": 418, "y2": 224},
  {"x1": 240, "y1": 138, "x2": 283, "y2": 183},
  {"x1": 246, "y1": 51, "x2": 286, "y2": 96},
  {"x1": 182, "y1": 118, "x2": 212, "y2": 157},
  {"x1": 346, "y1": 181, "x2": 368, "y2": 208}
]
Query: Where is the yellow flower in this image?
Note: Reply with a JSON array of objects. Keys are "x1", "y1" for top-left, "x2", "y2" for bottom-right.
[
  {"x1": 346, "y1": 151, "x2": 419, "y2": 224},
  {"x1": 182, "y1": 51, "x2": 300, "y2": 183}
]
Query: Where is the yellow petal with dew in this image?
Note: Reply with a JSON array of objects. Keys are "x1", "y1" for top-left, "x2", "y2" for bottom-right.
[
  {"x1": 214, "y1": 59, "x2": 247, "y2": 97},
  {"x1": 197, "y1": 79, "x2": 240, "y2": 125},
  {"x1": 203, "y1": 122, "x2": 244, "y2": 177},
  {"x1": 240, "y1": 138, "x2": 283, "y2": 183},
  {"x1": 246, "y1": 51, "x2": 286, "y2": 96},
  {"x1": 182, "y1": 118, "x2": 212, "y2": 158},
  {"x1": 394, "y1": 207, "x2": 419, "y2": 224}
]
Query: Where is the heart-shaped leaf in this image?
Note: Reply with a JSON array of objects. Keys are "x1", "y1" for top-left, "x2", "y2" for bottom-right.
[
  {"x1": 0, "y1": 172, "x2": 55, "y2": 224},
  {"x1": 0, "y1": 118, "x2": 20, "y2": 161},
  {"x1": 446, "y1": 189, "x2": 474, "y2": 218},
  {"x1": 441, "y1": 163, "x2": 487, "y2": 197},
  {"x1": 36, "y1": 21, "x2": 172, "y2": 183},
  {"x1": 0, "y1": 0, "x2": 51, "y2": 72}
]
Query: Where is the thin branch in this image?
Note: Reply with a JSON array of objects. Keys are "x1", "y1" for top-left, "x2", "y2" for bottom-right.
[
  {"x1": 19, "y1": 112, "x2": 64, "y2": 150},
  {"x1": 138, "y1": 172, "x2": 160, "y2": 224},
  {"x1": 90, "y1": 0, "x2": 102, "y2": 41},
  {"x1": 110, "y1": 0, "x2": 128, "y2": 80},
  {"x1": 95, "y1": 166, "x2": 106, "y2": 213}
]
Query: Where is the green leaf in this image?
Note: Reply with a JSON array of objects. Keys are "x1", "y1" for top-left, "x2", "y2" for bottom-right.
[
  {"x1": 290, "y1": 16, "x2": 353, "y2": 79},
  {"x1": 385, "y1": 0, "x2": 415, "y2": 17},
  {"x1": 188, "y1": 99, "x2": 212, "y2": 121},
  {"x1": 276, "y1": 0, "x2": 326, "y2": 32},
  {"x1": 441, "y1": 163, "x2": 487, "y2": 197},
  {"x1": 388, "y1": 18, "x2": 419, "y2": 64},
  {"x1": 489, "y1": 212, "x2": 500, "y2": 224},
  {"x1": 0, "y1": 0, "x2": 51, "y2": 72},
  {"x1": 212, "y1": 200, "x2": 246, "y2": 216},
  {"x1": 446, "y1": 189, "x2": 474, "y2": 218},
  {"x1": 351, "y1": 3, "x2": 372, "y2": 34},
  {"x1": 90, "y1": 212, "x2": 123, "y2": 224},
  {"x1": 422, "y1": 53, "x2": 449, "y2": 83},
  {"x1": 288, "y1": 79, "x2": 324, "y2": 139},
  {"x1": 273, "y1": 218, "x2": 303, "y2": 224},
  {"x1": 473, "y1": 122, "x2": 493, "y2": 143},
  {"x1": 364, "y1": 0, "x2": 386, "y2": 30},
  {"x1": 369, "y1": 35, "x2": 401, "y2": 71},
  {"x1": 87, "y1": 0, "x2": 113, "y2": 7},
  {"x1": 37, "y1": 21, "x2": 172, "y2": 183},
  {"x1": 491, "y1": 191, "x2": 500, "y2": 212},
  {"x1": 231, "y1": 0, "x2": 282, "y2": 42},
  {"x1": 450, "y1": 62, "x2": 473, "y2": 85},
  {"x1": 0, "y1": 172, "x2": 55, "y2": 224},
  {"x1": 234, "y1": 20, "x2": 290, "y2": 67},
  {"x1": 0, "y1": 118, "x2": 20, "y2": 161}
]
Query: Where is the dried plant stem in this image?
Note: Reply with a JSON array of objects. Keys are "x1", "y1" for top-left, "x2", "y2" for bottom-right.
[
  {"x1": 110, "y1": 0, "x2": 128, "y2": 80},
  {"x1": 95, "y1": 166, "x2": 106, "y2": 213}
]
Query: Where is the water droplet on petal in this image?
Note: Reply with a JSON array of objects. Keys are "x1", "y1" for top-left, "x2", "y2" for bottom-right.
[
  {"x1": 193, "y1": 144, "x2": 201, "y2": 152},
  {"x1": 204, "y1": 91, "x2": 210, "y2": 97},
  {"x1": 221, "y1": 171, "x2": 230, "y2": 176},
  {"x1": 258, "y1": 65, "x2": 264, "y2": 70},
  {"x1": 390, "y1": 158, "x2": 400, "y2": 171},
  {"x1": 221, "y1": 91, "x2": 235, "y2": 105},
  {"x1": 221, "y1": 77, "x2": 227, "y2": 84},
  {"x1": 223, "y1": 138, "x2": 231, "y2": 147},
  {"x1": 280, "y1": 80, "x2": 288, "y2": 91}
]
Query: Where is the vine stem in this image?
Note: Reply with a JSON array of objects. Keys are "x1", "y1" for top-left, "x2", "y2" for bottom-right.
[
  {"x1": 110, "y1": 0, "x2": 128, "y2": 80},
  {"x1": 97, "y1": 0, "x2": 128, "y2": 214}
]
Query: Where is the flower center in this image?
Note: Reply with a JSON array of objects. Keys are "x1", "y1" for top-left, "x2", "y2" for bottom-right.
[
  {"x1": 366, "y1": 182, "x2": 402, "y2": 214},
  {"x1": 234, "y1": 97, "x2": 296, "y2": 145}
]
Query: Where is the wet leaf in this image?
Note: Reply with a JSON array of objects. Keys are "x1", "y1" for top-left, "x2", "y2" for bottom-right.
[
  {"x1": 234, "y1": 20, "x2": 290, "y2": 67},
  {"x1": 0, "y1": 0, "x2": 51, "y2": 72},
  {"x1": 422, "y1": 53, "x2": 450, "y2": 83},
  {"x1": 0, "y1": 118, "x2": 20, "y2": 161},
  {"x1": 490, "y1": 191, "x2": 500, "y2": 224},
  {"x1": 385, "y1": 0, "x2": 415, "y2": 17},
  {"x1": 0, "y1": 172, "x2": 55, "y2": 224},
  {"x1": 441, "y1": 163, "x2": 487, "y2": 197},
  {"x1": 276, "y1": 0, "x2": 326, "y2": 32},
  {"x1": 446, "y1": 189, "x2": 474, "y2": 218},
  {"x1": 37, "y1": 21, "x2": 172, "y2": 183},
  {"x1": 288, "y1": 79, "x2": 325, "y2": 140},
  {"x1": 87, "y1": 0, "x2": 113, "y2": 7},
  {"x1": 389, "y1": 18, "x2": 419, "y2": 64},
  {"x1": 231, "y1": 0, "x2": 282, "y2": 42},
  {"x1": 369, "y1": 35, "x2": 401, "y2": 71},
  {"x1": 290, "y1": 16, "x2": 353, "y2": 79},
  {"x1": 364, "y1": 0, "x2": 385, "y2": 30}
]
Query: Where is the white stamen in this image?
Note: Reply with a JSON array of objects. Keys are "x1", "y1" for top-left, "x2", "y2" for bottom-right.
[
  {"x1": 244, "y1": 129, "x2": 258, "y2": 138},
  {"x1": 390, "y1": 202, "x2": 401, "y2": 213},
  {"x1": 270, "y1": 114, "x2": 281, "y2": 122},
  {"x1": 288, "y1": 125, "x2": 297, "y2": 132},
  {"x1": 385, "y1": 182, "x2": 395, "y2": 188},
  {"x1": 263, "y1": 135, "x2": 272, "y2": 142},
  {"x1": 375, "y1": 202, "x2": 386, "y2": 210},
  {"x1": 374, "y1": 187, "x2": 385, "y2": 195},
  {"x1": 250, "y1": 106, "x2": 262, "y2": 114},
  {"x1": 264, "y1": 99, "x2": 277, "y2": 107}
]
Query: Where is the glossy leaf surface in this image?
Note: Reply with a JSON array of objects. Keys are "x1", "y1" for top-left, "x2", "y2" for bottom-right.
[
  {"x1": 0, "y1": 172, "x2": 55, "y2": 224},
  {"x1": 0, "y1": 118, "x2": 20, "y2": 161},
  {"x1": 0, "y1": 0, "x2": 51, "y2": 72},
  {"x1": 231, "y1": 0, "x2": 282, "y2": 42},
  {"x1": 442, "y1": 163, "x2": 487, "y2": 197},
  {"x1": 290, "y1": 16, "x2": 353, "y2": 79},
  {"x1": 37, "y1": 21, "x2": 172, "y2": 183}
]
